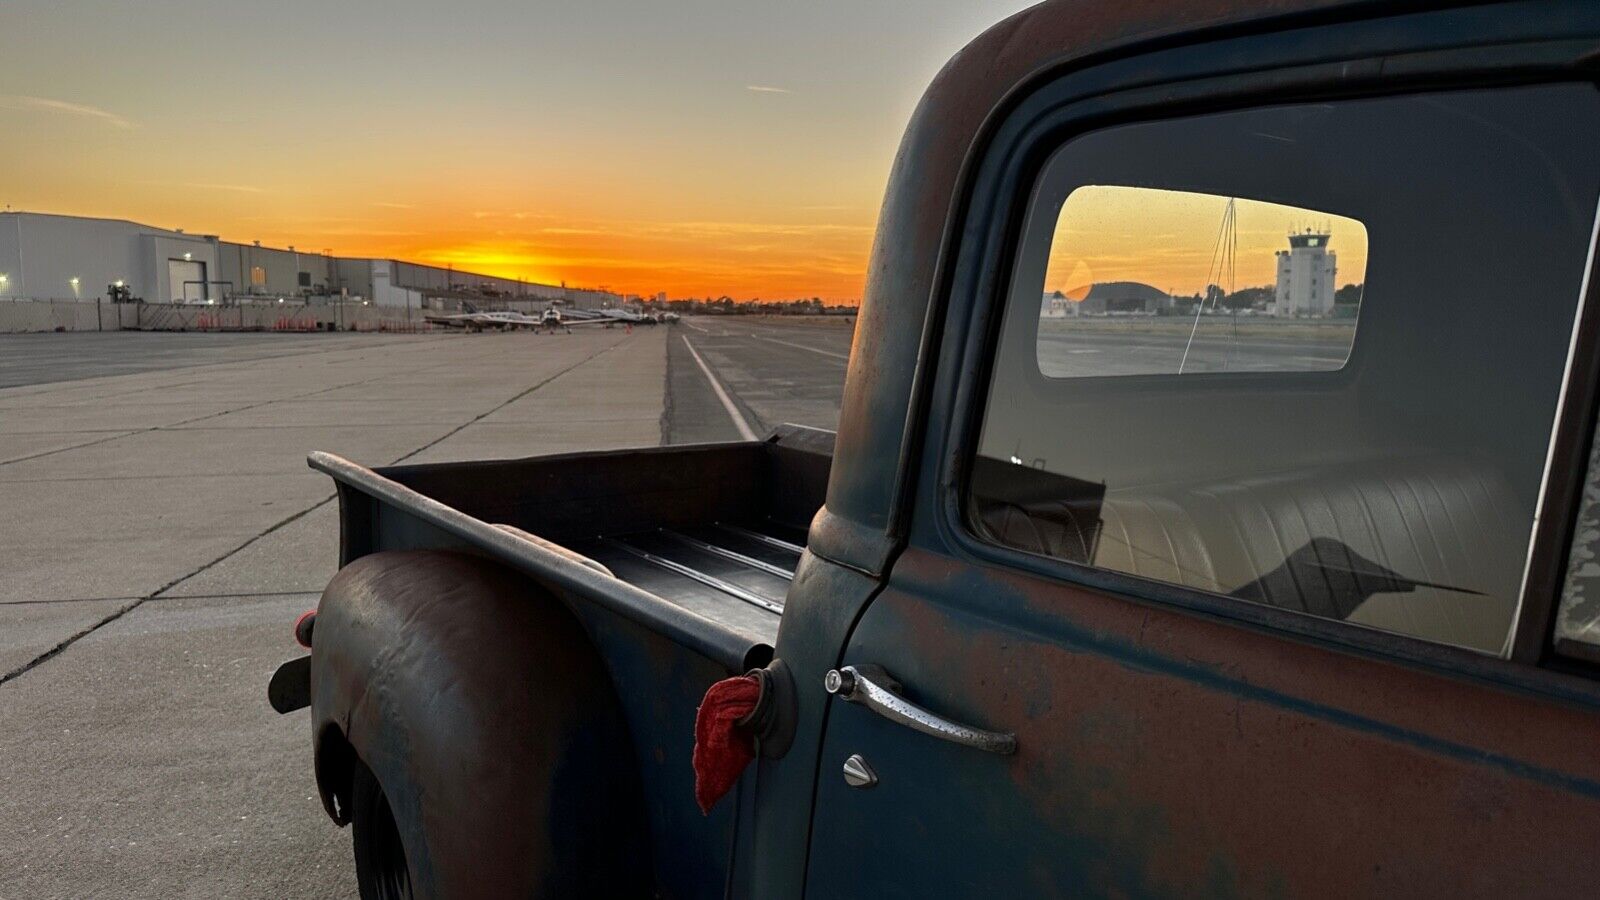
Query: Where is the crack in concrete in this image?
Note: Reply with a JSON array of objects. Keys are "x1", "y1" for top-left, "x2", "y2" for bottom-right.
[
  {"x1": 0, "y1": 595, "x2": 143, "y2": 607},
  {"x1": 0, "y1": 333, "x2": 444, "y2": 394},
  {"x1": 0, "y1": 496, "x2": 333, "y2": 687},
  {"x1": 150, "y1": 589, "x2": 322, "y2": 601},
  {"x1": 0, "y1": 332, "x2": 635, "y2": 687},
  {"x1": 389, "y1": 334, "x2": 628, "y2": 465},
  {"x1": 0, "y1": 343, "x2": 474, "y2": 469}
]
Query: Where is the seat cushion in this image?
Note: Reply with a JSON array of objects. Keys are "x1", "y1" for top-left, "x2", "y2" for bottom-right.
[{"x1": 976, "y1": 454, "x2": 1526, "y2": 653}]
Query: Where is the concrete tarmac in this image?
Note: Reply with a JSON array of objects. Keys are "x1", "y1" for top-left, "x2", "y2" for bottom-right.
[
  {"x1": 668, "y1": 316, "x2": 852, "y2": 442},
  {"x1": 0, "y1": 319, "x2": 850, "y2": 898},
  {"x1": 0, "y1": 332, "x2": 387, "y2": 390},
  {"x1": 1037, "y1": 320, "x2": 1352, "y2": 376}
]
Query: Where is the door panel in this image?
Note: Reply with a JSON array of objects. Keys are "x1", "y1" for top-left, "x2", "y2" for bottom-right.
[
  {"x1": 800, "y1": 16, "x2": 1600, "y2": 899},
  {"x1": 804, "y1": 548, "x2": 1600, "y2": 897}
]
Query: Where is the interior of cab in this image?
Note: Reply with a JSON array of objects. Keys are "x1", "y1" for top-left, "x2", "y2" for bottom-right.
[{"x1": 970, "y1": 84, "x2": 1600, "y2": 655}]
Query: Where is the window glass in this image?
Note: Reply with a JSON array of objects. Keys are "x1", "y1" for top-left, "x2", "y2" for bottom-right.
[
  {"x1": 1038, "y1": 187, "x2": 1365, "y2": 378},
  {"x1": 970, "y1": 86, "x2": 1600, "y2": 655}
]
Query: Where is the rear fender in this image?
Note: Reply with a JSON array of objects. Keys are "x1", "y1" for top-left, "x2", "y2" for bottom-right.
[{"x1": 310, "y1": 550, "x2": 649, "y2": 899}]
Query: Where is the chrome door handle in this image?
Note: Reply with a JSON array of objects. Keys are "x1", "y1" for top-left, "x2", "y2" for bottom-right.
[{"x1": 824, "y1": 664, "x2": 1017, "y2": 755}]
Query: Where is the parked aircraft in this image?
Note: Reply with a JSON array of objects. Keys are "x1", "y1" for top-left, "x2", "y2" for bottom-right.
[
  {"x1": 424, "y1": 308, "x2": 542, "y2": 331},
  {"x1": 537, "y1": 306, "x2": 655, "y2": 332},
  {"x1": 428, "y1": 302, "x2": 656, "y2": 334}
]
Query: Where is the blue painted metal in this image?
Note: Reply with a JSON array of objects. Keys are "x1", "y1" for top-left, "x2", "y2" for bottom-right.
[
  {"x1": 277, "y1": 2, "x2": 1600, "y2": 897},
  {"x1": 802, "y1": 4, "x2": 1600, "y2": 898}
]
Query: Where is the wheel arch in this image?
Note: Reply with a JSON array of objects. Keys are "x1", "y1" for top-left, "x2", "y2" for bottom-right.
[{"x1": 308, "y1": 549, "x2": 651, "y2": 899}]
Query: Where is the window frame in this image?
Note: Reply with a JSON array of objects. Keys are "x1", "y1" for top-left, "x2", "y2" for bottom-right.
[{"x1": 922, "y1": 15, "x2": 1600, "y2": 702}]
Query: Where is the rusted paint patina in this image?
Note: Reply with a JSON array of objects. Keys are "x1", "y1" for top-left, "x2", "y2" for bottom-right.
[
  {"x1": 310, "y1": 550, "x2": 651, "y2": 898},
  {"x1": 827, "y1": 546, "x2": 1600, "y2": 896},
  {"x1": 284, "y1": 3, "x2": 1600, "y2": 898}
]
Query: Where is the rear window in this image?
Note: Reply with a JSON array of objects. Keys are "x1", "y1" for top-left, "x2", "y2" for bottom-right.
[
  {"x1": 970, "y1": 85, "x2": 1600, "y2": 656},
  {"x1": 1038, "y1": 187, "x2": 1365, "y2": 378}
]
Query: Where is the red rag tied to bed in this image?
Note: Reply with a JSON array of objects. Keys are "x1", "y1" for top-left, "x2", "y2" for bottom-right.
[{"x1": 692, "y1": 673, "x2": 761, "y2": 814}]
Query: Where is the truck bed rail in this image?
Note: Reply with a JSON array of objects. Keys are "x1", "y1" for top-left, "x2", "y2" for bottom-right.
[{"x1": 308, "y1": 450, "x2": 776, "y2": 672}]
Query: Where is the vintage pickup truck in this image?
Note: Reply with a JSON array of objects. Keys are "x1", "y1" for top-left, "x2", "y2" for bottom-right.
[{"x1": 270, "y1": 1, "x2": 1600, "y2": 897}]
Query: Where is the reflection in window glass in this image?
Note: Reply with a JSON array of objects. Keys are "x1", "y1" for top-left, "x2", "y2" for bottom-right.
[
  {"x1": 1038, "y1": 187, "x2": 1366, "y2": 377},
  {"x1": 1558, "y1": 419, "x2": 1600, "y2": 662},
  {"x1": 970, "y1": 85, "x2": 1600, "y2": 656}
]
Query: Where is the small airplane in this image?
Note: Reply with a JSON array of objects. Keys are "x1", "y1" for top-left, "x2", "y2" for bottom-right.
[
  {"x1": 425, "y1": 301, "x2": 656, "y2": 334},
  {"x1": 539, "y1": 307, "x2": 571, "y2": 333},
  {"x1": 424, "y1": 302, "x2": 542, "y2": 332},
  {"x1": 536, "y1": 306, "x2": 654, "y2": 333}
]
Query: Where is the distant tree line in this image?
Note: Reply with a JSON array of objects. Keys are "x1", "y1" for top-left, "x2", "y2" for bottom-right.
[
  {"x1": 654, "y1": 296, "x2": 857, "y2": 316},
  {"x1": 1165, "y1": 282, "x2": 1364, "y2": 312}
]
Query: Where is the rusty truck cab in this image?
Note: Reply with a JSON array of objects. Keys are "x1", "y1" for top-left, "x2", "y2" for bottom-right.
[
  {"x1": 770, "y1": 1, "x2": 1600, "y2": 896},
  {"x1": 287, "y1": 3, "x2": 1600, "y2": 897}
]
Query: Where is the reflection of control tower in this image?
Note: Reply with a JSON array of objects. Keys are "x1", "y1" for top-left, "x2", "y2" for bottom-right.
[{"x1": 1272, "y1": 227, "x2": 1337, "y2": 316}]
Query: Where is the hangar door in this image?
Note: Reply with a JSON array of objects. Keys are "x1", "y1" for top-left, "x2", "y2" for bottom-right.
[{"x1": 168, "y1": 258, "x2": 206, "y2": 302}]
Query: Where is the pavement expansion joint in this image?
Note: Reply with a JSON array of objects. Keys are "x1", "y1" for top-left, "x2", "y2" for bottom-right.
[
  {"x1": 153, "y1": 589, "x2": 322, "y2": 602},
  {"x1": 1, "y1": 332, "x2": 640, "y2": 687},
  {"x1": 0, "y1": 595, "x2": 143, "y2": 607},
  {"x1": 389, "y1": 332, "x2": 631, "y2": 464},
  {"x1": 0, "y1": 494, "x2": 336, "y2": 688},
  {"x1": 0, "y1": 345, "x2": 473, "y2": 470}
]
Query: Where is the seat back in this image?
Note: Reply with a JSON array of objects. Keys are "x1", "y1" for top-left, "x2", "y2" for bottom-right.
[{"x1": 976, "y1": 454, "x2": 1526, "y2": 653}]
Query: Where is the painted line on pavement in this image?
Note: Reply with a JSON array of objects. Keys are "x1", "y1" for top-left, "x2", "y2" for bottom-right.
[
  {"x1": 681, "y1": 335, "x2": 759, "y2": 441},
  {"x1": 754, "y1": 334, "x2": 849, "y2": 361}
]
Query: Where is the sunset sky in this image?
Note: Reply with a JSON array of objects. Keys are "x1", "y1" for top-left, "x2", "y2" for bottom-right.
[
  {"x1": 1047, "y1": 186, "x2": 1369, "y2": 298},
  {"x1": 0, "y1": 1, "x2": 1034, "y2": 301}
]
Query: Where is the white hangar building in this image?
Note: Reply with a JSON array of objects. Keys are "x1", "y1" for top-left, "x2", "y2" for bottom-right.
[
  {"x1": 0, "y1": 211, "x2": 620, "y2": 309},
  {"x1": 0, "y1": 212, "x2": 225, "y2": 303}
]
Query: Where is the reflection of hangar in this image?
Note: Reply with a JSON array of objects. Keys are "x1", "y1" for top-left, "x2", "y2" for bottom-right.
[{"x1": 1077, "y1": 281, "x2": 1171, "y2": 314}]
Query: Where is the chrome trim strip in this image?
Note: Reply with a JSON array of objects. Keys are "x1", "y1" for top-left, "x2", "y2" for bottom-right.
[
  {"x1": 658, "y1": 529, "x2": 796, "y2": 579},
  {"x1": 1508, "y1": 190, "x2": 1600, "y2": 661},
  {"x1": 715, "y1": 522, "x2": 805, "y2": 556},
  {"x1": 606, "y1": 538, "x2": 785, "y2": 614}
]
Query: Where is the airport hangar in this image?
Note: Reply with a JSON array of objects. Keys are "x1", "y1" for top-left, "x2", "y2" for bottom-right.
[{"x1": 0, "y1": 210, "x2": 624, "y2": 310}]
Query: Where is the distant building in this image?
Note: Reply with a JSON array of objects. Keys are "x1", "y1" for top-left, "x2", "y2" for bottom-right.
[
  {"x1": 1040, "y1": 290, "x2": 1078, "y2": 317},
  {"x1": 1273, "y1": 228, "x2": 1337, "y2": 316},
  {"x1": 1077, "y1": 281, "x2": 1171, "y2": 315},
  {"x1": 0, "y1": 212, "x2": 223, "y2": 303},
  {"x1": 0, "y1": 210, "x2": 627, "y2": 310}
]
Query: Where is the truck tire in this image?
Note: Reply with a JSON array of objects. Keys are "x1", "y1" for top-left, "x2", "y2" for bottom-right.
[{"x1": 351, "y1": 758, "x2": 414, "y2": 900}]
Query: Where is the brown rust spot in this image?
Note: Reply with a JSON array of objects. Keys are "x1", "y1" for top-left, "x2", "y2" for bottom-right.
[{"x1": 861, "y1": 550, "x2": 1600, "y2": 897}]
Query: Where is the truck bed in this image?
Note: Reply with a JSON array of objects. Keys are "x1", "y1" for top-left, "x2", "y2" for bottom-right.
[
  {"x1": 574, "y1": 521, "x2": 804, "y2": 613},
  {"x1": 335, "y1": 425, "x2": 833, "y2": 650}
]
